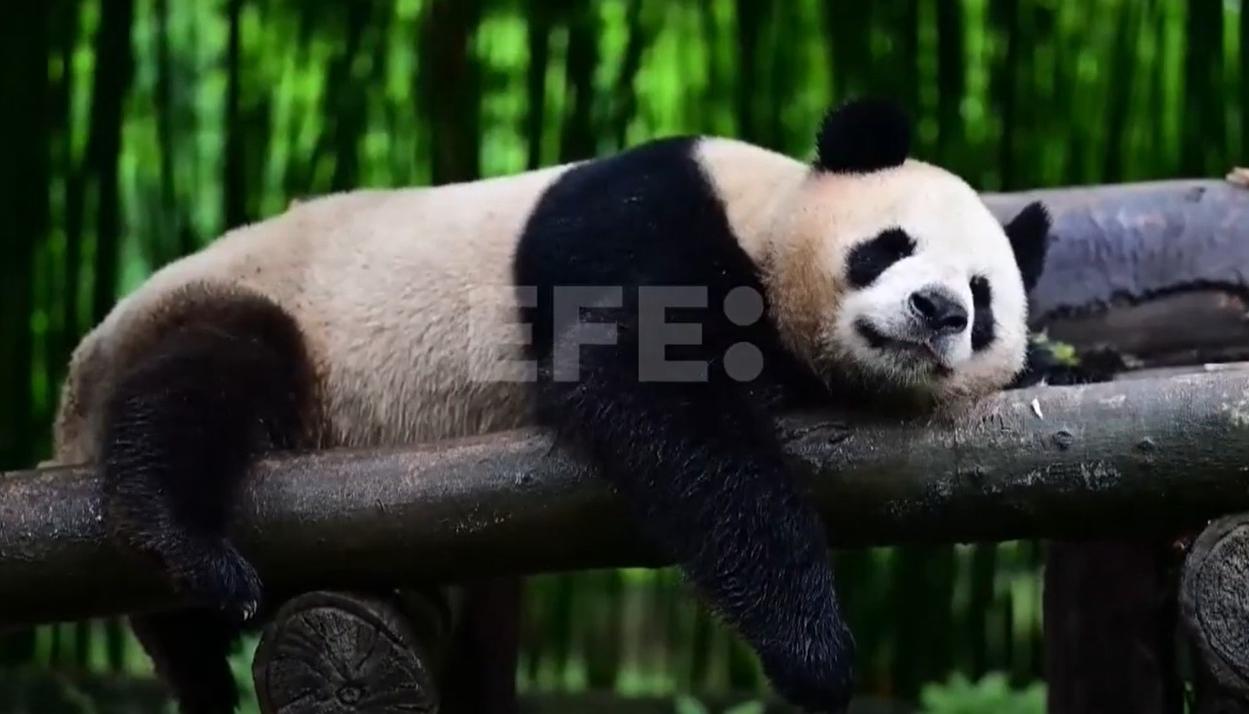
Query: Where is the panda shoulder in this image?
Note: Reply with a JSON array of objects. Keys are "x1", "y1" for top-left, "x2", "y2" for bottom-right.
[
  {"x1": 689, "y1": 138, "x2": 808, "y2": 256},
  {"x1": 691, "y1": 136, "x2": 806, "y2": 181}
]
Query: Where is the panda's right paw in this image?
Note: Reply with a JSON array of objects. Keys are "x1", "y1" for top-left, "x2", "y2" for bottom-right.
[
  {"x1": 758, "y1": 623, "x2": 856, "y2": 713},
  {"x1": 107, "y1": 506, "x2": 264, "y2": 622},
  {"x1": 172, "y1": 539, "x2": 264, "y2": 624}
]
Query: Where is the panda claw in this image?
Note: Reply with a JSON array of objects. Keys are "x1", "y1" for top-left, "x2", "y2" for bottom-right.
[
  {"x1": 236, "y1": 599, "x2": 259, "y2": 623},
  {"x1": 161, "y1": 538, "x2": 264, "y2": 621}
]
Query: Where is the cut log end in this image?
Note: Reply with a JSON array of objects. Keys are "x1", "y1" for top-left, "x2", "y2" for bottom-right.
[
  {"x1": 1181, "y1": 515, "x2": 1249, "y2": 705},
  {"x1": 253, "y1": 590, "x2": 445, "y2": 714}
]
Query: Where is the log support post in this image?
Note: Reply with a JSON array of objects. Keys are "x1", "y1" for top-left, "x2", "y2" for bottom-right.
[
  {"x1": 1181, "y1": 515, "x2": 1249, "y2": 713},
  {"x1": 253, "y1": 587, "x2": 452, "y2": 714},
  {"x1": 1044, "y1": 541, "x2": 1184, "y2": 714}
]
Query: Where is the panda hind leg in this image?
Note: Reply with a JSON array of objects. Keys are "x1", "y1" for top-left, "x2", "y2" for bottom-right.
[{"x1": 99, "y1": 287, "x2": 317, "y2": 712}]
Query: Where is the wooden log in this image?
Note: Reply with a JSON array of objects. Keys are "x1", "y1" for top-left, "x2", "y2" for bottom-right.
[
  {"x1": 253, "y1": 588, "x2": 451, "y2": 714},
  {"x1": 1043, "y1": 541, "x2": 1183, "y2": 714},
  {"x1": 986, "y1": 181, "x2": 1249, "y2": 714},
  {"x1": 4, "y1": 369, "x2": 1249, "y2": 627},
  {"x1": 984, "y1": 179, "x2": 1249, "y2": 323},
  {"x1": 1181, "y1": 515, "x2": 1249, "y2": 712},
  {"x1": 985, "y1": 179, "x2": 1249, "y2": 366}
]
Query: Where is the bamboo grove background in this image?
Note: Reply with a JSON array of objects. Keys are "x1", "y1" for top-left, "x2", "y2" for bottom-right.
[{"x1": 0, "y1": 0, "x2": 1245, "y2": 707}]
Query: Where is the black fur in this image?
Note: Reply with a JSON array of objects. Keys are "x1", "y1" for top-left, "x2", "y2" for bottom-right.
[
  {"x1": 130, "y1": 611, "x2": 245, "y2": 714},
  {"x1": 815, "y1": 99, "x2": 910, "y2": 174},
  {"x1": 441, "y1": 578, "x2": 523, "y2": 714},
  {"x1": 974, "y1": 204, "x2": 1051, "y2": 353},
  {"x1": 1005, "y1": 201, "x2": 1051, "y2": 292},
  {"x1": 100, "y1": 285, "x2": 317, "y2": 714},
  {"x1": 846, "y1": 228, "x2": 915, "y2": 289},
  {"x1": 970, "y1": 276, "x2": 995, "y2": 351},
  {"x1": 515, "y1": 138, "x2": 853, "y2": 712}
]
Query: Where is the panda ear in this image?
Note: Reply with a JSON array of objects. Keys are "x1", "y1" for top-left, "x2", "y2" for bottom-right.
[
  {"x1": 1005, "y1": 201, "x2": 1051, "y2": 293},
  {"x1": 814, "y1": 98, "x2": 911, "y2": 173}
]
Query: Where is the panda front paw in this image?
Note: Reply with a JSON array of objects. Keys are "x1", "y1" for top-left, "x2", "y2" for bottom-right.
[
  {"x1": 122, "y1": 533, "x2": 264, "y2": 624},
  {"x1": 759, "y1": 623, "x2": 856, "y2": 713},
  {"x1": 107, "y1": 504, "x2": 264, "y2": 622},
  {"x1": 172, "y1": 539, "x2": 264, "y2": 623}
]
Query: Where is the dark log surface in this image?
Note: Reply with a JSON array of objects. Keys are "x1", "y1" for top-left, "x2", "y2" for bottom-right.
[
  {"x1": 985, "y1": 179, "x2": 1249, "y2": 320},
  {"x1": 1182, "y1": 515, "x2": 1249, "y2": 708},
  {"x1": 986, "y1": 180, "x2": 1249, "y2": 365},
  {"x1": 1043, "y1": 541, "x2": 1183, "y2": 714},
  {"x1": 5, "y1": 368, "x2": 1249, "y2": 626}
]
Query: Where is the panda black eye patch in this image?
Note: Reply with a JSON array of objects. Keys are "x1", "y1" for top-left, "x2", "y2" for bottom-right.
[
  {"x1": 846, "y1": 227, "x2": 916, "y2": 288},
  {"x1": 970, "y1": 275, "x2": 995, "y2": 350},
  {"x1": 970, "y1": 275, "x2": 991, "y2": 307}
]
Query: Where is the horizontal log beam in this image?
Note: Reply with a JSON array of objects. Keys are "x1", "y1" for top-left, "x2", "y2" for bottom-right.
[
  {"x1": 984, "y1": 178, "x2": 1249, "y2": 320},
  {"x1": 986, "y1": 179, "x2": 1249, "y2": 365},
  {"x1": 4, "y1": 368, "x2": 1249, "y2": 627}
]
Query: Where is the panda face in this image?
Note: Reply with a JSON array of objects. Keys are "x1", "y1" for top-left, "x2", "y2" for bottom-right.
[{"x1": 765, "y1": 160, "x2": 1034, "y2": 402}]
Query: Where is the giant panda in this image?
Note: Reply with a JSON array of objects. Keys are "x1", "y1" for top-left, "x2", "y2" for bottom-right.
[{"x1": 50, "y1": 99, "x2": 1049, "y2": 714}]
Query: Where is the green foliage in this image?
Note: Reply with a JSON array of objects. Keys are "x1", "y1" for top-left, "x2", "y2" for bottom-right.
[
  {"x1": 227, "y1": 638, "x2": 260, "y2": 714},
  {"x1": 674, "y1": 695, "x2": 766, "y2": 714},
  {"x1": 919, "y1": 674, "x2": 1045, "y2": 714},
  {"x1": 1029, "y1": 333, "x2": 1080, "y2": 366},
  {"x1": 722, "y1": 701, "x2": 766, "y2": 714},
  {"x1": 674, "y1": 695, "x2": 709, "y2": 714}
]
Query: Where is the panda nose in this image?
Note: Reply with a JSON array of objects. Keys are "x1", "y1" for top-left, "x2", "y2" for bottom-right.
[{"x1": 909, "y1": 288, "x2": 968, "y2": 336}]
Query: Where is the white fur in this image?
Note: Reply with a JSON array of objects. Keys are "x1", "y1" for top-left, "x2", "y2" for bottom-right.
[{"x1": 54, "y1": 165, "x2": 575, "y2": 462}]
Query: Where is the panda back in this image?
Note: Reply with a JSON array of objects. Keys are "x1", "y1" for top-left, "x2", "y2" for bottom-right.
[{"x1": 57, "y1": 165, "x2": 574, "y2": 458}]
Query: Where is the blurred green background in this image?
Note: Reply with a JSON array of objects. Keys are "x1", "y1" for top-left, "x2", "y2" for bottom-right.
[{"x1": 0, "y1": 0, "x2": 1243, "y2": 711}]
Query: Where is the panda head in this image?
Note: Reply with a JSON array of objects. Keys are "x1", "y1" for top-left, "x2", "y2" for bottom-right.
[{"x1": 764, "y1": 99, "x2": 1050, "y2": 403}]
